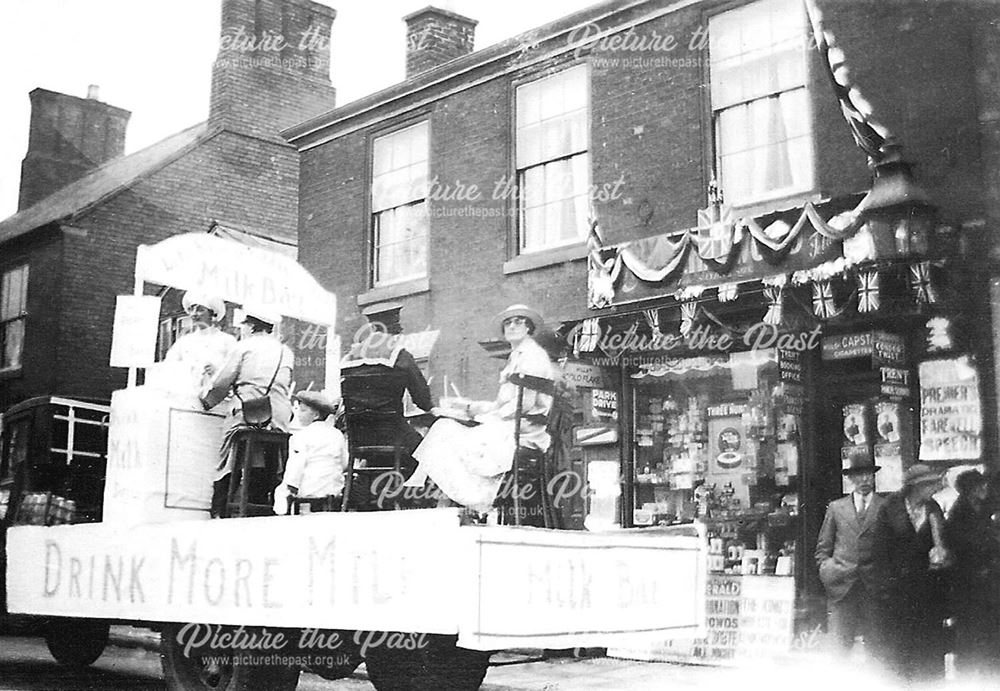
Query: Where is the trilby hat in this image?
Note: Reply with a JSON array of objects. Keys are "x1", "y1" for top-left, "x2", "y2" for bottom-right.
[{"x1": 903, "y1": 463, "x2": 943, "y2": 488}]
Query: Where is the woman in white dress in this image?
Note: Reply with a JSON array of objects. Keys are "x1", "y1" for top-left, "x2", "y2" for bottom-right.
[
  {"x1": 164, "y1": 290, "x2": 237, "y2": 406},
  {"x1": 410, "y1": 304, "x2": 555, "y2": 512}
]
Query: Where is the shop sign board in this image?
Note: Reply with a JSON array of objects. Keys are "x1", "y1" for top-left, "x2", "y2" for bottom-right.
[
  {"x1": 880, "y1": 366, "x2": 911, "y2": 399},
  {"x1": 778, "y1": 349, "x2": 803, "y2": 384},
  {"x1": 590, "y1": 389, "x2": 619, "y2": 420},
  {"x1": 608, "y1": 574, "x2": 794, "y2": 665},
  {"x1": 822, "y1": 332, "x2": 875, "y2": 361},
  {"x1": 873, "y1": 332, "x2": 906, "y2": 366},
  {"x1": 919, "y1": 357, "x2": 982, "y2": 461},
  {"x1": 563, "y1": 360, "x2": 616, "y2": 390}
]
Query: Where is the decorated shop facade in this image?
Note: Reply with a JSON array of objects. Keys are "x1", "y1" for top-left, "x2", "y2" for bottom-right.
[{"x1": 558, "y1": 141, "x2": 992, "y2": 655}]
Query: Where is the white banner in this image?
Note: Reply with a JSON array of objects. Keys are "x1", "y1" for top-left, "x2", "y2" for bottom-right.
[
  {"x1": 6, "y1": 510, "x2": 465, "y2": 635},
  {"x1": 456, "y1": 524, "x2": 706, "y2": 650},
  {"x1": 7, "y1": 516, "x2": 706, "y2": 650},
  {"x1": 134, "y1": 233, "x2": 336, "y2": 326},
  {"x1": 109, "y1": 295, "x2": 161, "y2": 367}
]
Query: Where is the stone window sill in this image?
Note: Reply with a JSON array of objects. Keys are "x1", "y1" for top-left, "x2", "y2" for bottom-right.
[
  {"x1": 503, "y1": 243, "x2": 589, "y2": 275},
  {"x1": 357, "y1": 277, "x2": 430, "y2": 306}
]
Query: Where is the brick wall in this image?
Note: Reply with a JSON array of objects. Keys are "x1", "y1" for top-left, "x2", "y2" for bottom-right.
[
  {"x1": 49, "y1": 130, "x2": 300, "y2": 400},
  {"x1": 298, "y1": 0, "x2": 995, "y2": 402},
  {"x1": 0, "y1": 230, "x2": 63, "y2": 409}
]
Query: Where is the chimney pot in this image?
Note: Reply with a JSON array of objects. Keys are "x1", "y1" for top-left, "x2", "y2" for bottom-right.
[{"x1": 87, "y1": 84, "x2": 100, "y2": 100}]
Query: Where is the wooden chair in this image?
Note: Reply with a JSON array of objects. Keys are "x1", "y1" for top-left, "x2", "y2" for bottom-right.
[
  {"x1": 226, "y1": 427, "x2": 289, "y2": 518},
  {"x1": 340, "y1": 408, "x2": 407, "y2": 512},
  {"x1": 500, "y1": 372, "x2": 562, "y2": 528}
]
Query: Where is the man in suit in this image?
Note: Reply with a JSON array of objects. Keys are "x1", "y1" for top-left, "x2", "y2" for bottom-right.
[
  {"x1": 871, "y1": 463, "x2": 950, "y2": 684},
  {"x1": 815, "y1": 455, "x2": 886, "y2": 656}
]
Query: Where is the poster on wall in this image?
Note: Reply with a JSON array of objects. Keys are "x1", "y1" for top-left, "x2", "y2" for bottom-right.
[
  {"x1": 707, "y1": 416, "x2": 750, "y2": 507},
  {"x1": 842, "y1": 403, "x2": 868, "y2": 446},
  {"x1": 919, "y1": 356, "x2": 982, "y2": 461}
]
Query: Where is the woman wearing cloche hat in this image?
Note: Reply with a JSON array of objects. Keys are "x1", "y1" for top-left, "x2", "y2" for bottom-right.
[
  {"x1": 407, "y1": 303, "x2": 555, "y2": 516},
  {"x1": 870, "y1": 463, "x2": 950, "y2": 683}
]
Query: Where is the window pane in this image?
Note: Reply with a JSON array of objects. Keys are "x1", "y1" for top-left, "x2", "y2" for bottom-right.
[
  {"x1": 374, "y1": 202, "x2": 428, "y2": 284},
  {"x1": 2, "y1": 318, "x2": 24, "y2": 370},
  {"x1": 372, "y1": 122, "x2": 428, "y2": 211},
  {"x1": 520, "y1": 154, "x2": 589, "y2": 251},
  {"x1": 711, "y1": 0, "x2": 810, "y2": 205},
  {"x1": 516, "y1": 64, "x2": 589, "y2": 167}
]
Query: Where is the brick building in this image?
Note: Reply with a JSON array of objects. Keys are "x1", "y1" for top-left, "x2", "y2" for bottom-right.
[
  {"x1": 285, "y1": 0, "x2": 1000, "y2": 636},
  {"x1": 0, "y1": 0, "x2": 337, "y2": 410}
]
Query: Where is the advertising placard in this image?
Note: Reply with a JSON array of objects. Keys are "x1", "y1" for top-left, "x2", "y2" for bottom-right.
[{"x1": 919, "y1": 357, "x2": 982, "y2": 461}]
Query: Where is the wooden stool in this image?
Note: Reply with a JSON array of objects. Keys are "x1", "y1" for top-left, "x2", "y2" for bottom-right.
[{"x1": 226, "y1": 427, "x2": 289, "y2": 518}]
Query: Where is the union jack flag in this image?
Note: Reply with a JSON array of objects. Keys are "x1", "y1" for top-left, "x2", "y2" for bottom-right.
[
  {"x1": 763, "y1": 287, "x2": 783, "y2": 326},
  {"x1": 909, "y1": 262, "x2": 937, "y2": 305},
  {"x1": 812, "y1": 281, "x2": 835, "y2": 319},
  {"x1": 680, "y1": 302, "x2": 698, "y2": 337},
  {"x1": 643, "y1": 308, "x2": 661, "y2": 335},
  {"x1": 576, "y1": 318, "x2": 601, "y2": 353},
  {"x1": 857, "y1": 271, "x2": 880, "y2": 313}
]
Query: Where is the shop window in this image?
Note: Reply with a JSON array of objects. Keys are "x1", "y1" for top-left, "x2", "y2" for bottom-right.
[
  {"x1": 709, "y1": 0, "x2": 813, "y2": 206},
  {"x1": 630, "y1": 350, "x2": 802, "y2": 576},
  {"x1": 515, "y1": 64, "x2": 590, "y2": 252},
  {"x1": 371, "y1": 122, "x2": 429, "y2": 286},
  {"x1": 1, "y1": 264, "x2": 28, "y2": 371}
]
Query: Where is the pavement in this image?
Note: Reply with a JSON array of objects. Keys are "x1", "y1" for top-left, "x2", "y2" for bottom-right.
[{"x1": 108, "y1": 626, "x2": 965, "y2": 691}]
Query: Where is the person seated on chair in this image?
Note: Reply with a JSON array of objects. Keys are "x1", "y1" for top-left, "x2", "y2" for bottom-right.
[
  {"x1": 340, "y1": 302, "x2": 433, "y2": 479},
  {"x1": 162, "y1": 289, "x2": 237, "y2": 408},
  {"x1": 273, "y1": 390, "x2": 346, "y2": 515},
  {"x1": 201, "y1": 303, "x2": 294, "y2": 518},
  {"x1": 408, "y1": 304, "x2": 555, "y2": 513}
]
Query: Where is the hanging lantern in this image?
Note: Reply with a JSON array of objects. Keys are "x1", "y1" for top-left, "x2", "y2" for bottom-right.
[
  {"x1": 857, "y1": 270, "x2": 880, "y2": 313},
  {"x1": 858, "y1": 140, "x2": 936, "y2": 258}
]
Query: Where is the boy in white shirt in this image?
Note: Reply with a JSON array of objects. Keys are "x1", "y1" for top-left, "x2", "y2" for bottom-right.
[{"x1": 274, "y1": 391, "x2": 346, "y2": 514}]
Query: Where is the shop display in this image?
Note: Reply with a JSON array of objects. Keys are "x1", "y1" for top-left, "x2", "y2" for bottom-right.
[{"x1": 631, "y1": 349, "x2": 801, "y2": 577}]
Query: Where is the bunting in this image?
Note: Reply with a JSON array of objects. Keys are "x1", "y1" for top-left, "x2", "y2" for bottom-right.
[
  {"x1": 717, "y1": 283, "x2": 738, "y2": 303},
  {"x1": 576, "y1": 318, "x2": 601, "y2": 354},
  {"x1": 857, "y1": 270, "x2": 880, "y2": 312},
  {"x1": 803, "y1": 0, "x2": 892, "y2": 164},
  {"x1": 812, "y1": 281, "x2": 836, "y2": 319},
  {"x1": 909, "y1": 261, "x2": 937, "y2": 304},
  {"x1": 643, "y1": 308, "x2": 663, "y2": 337},
  {"x1": 763, "y1": 286, "x2": 784, "y2": 326},
  {"x1": 680, "y1": 302, "x2": 698, "y2": 337}
]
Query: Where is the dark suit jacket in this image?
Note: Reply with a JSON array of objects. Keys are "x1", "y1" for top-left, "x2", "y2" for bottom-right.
[
  {"x1": 871, "y1": 492, "x2": 945, "y2": 609},
  {"x1": 815, "y1": 492, "x2": 886, "y2": 602}
]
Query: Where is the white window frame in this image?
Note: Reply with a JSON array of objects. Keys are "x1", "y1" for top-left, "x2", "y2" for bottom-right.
[
  {"x1": 515, "y1": 64, "x2": 591, "y2": 254},
  {"x1": 709, "y1": 0, "x2": 814, "y2": 207},
  {"x1": 1, "y1": 264, "x2": 28, "y2": 372},
  {"x1": 370, "y1": 121, "x2": 430, "y2": 287}
]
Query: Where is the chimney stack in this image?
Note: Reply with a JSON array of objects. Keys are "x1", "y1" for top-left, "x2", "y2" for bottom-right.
[
  {"x1": 18, "y1": 87, "x2": 130, "y2": 210},
  {"x1": 404, "y1": 7, "x2": 477, "y2": 79},
  {"x1": 209, "y1": 0, "x2": 338, "y2": 140}
]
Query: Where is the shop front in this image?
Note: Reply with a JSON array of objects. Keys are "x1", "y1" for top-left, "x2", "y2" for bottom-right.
[{"x1": 566, "y1": 161, "x2": 990, "y2": 662}]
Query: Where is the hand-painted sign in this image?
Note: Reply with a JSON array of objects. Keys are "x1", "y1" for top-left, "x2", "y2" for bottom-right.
[{"x1": 919, "y1": 357, "x2": 982, "y2": 461}]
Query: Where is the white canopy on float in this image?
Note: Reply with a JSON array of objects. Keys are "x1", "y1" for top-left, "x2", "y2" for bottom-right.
[{"x1": 134, "y1": 232, "x2": 336, "y2": 325}]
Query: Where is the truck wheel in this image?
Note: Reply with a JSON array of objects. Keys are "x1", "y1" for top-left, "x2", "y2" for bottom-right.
[
  {"x1": 159, "y1": 623, "x2": 300, "y2": 691},
  {"x1": 366, "y1": 635, "x2": 490, "y2": 691},
  {"x1": 416, "y1": 635, "x2": 491, "y2": 691},
  {"x1": 44, "y1": 618, "x2": 109, "y2": 668}
]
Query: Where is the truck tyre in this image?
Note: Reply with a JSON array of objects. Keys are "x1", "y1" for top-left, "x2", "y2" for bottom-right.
[
  {"x1": 159, "y1": 623, "x2": 300, "y2": 691},
  {"x1": 416, "y1": 635, "x2": 491, "y2": 691},
  {"x1": 365, "y1": 635, "x2": 490, "y2": 691},
  {"x1": 44, "y1": 618, "x2": 109, "y2": 668}
]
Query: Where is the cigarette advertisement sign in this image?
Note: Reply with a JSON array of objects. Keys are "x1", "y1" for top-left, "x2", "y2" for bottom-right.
[{"x1": 919, "y1": 357, "x2": 982, "y2": 461}]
